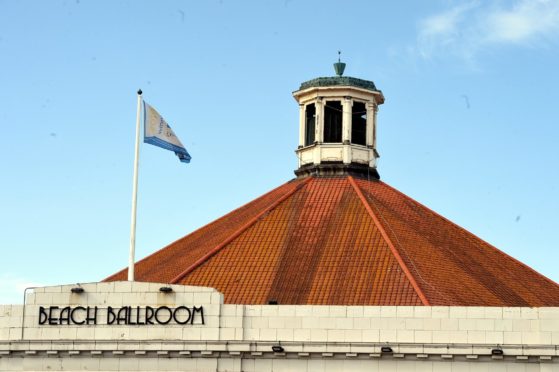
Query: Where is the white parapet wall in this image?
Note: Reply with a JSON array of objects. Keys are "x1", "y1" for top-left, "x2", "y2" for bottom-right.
[{"x1": 1, "y1": 282, "x2": 558, "y2": 371}]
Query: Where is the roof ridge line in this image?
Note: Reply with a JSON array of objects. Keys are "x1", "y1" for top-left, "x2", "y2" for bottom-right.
[
  {"x1": 103, "y1": 179, "x2": 303, "y2": 282},
  {"x1": 169, "y1": 177, "x2": 314, "y2": 284},
  {"x1": 347, "y1": 176, "x2": 431, "y2": 306},
  {"x1": 380, "y1": 181, "x2": 559, "y2": 289}
]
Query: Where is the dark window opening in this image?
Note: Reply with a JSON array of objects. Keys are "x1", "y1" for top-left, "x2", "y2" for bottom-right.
[
  {"x1": 352, "y1": 101, "x2": 367, "y2": 146},
  {"x1": 324, "y1": 101, "x2": 342, "y2": 143},
  {"x1": 305, "y1": 104, "x2": 316, "y2": 146}
]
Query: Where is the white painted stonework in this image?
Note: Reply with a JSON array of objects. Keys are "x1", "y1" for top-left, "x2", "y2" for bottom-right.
[
  {"x1": 1, "y1": 282, "x2": 558, "y2": 371},
  {"x1": 293, "y1": 85, "x2": 382, "y2": 169}
]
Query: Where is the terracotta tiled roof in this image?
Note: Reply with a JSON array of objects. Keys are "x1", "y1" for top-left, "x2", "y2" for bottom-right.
[{"x1": 105, "y1": 175, "x2": 559, "y2": 306}]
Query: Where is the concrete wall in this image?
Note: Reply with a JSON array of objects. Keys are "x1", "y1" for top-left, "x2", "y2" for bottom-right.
[{"x1": 1, "y1": 282, "x2": 558, "y2": 371}]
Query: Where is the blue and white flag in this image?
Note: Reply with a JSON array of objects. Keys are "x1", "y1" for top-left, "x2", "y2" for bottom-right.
[{"x1": 143, "y1": 102, "x2": 191, "y2": 163}]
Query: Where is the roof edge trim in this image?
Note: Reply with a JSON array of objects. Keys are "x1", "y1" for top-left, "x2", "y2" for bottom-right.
[
  {"x1": 169, "y1": 177, "x2": 314, "y2": 284},
  {"x1": 348, "y1": 176, "x2": 431, "y2": 306},
  {"x1": 380, "y1": 181, "x2": 559, "y2": 290}
]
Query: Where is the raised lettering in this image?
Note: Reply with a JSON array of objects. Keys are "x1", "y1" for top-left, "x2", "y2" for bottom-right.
[
  {"x1": 107, "y1": 306, "x2": 116, "y2": 325},
  {"x1": 116, "y1": 307, "x2": 128, "y2": 325},
  {"x1": 48, "y1": 306, "x2": 59, "y2": 325},
  {"x1": 173, "y1": 306, "x2": 192, "y2": 325},
  {"x1": 86, "y1": 306, "x2": 98, "y2": 325},
  {"x1": 155, "y1": 306, "x2": 172, "y2": 325},
  {"x1": 192, "y1": 306, "x2": 205, "y2": 325},
  {"x1": 38, "y1": 305, "x2": 205, "y2": 327},
  {"x1": 59, "y1": 307, "x2": 71, "y2": 325},
  {"x1": 38, "y1": 306, "x2": 48, "y2": 325},
  {"x1": 70, "y1": 306, "x2": 86, "y2": 325},
  {"x1": 126, "y1": 306, "x2": 137, "y2": 325},
  {"x1": 134, "y1": 306, "x2": 144, "y2": 325},
  {"x1": 145, "y1": 306, "x2": 154, "y2": 325}
]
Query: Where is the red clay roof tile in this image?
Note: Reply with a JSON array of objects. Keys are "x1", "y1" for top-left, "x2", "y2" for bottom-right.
[{"x1": 105, "y1": 175, "x2": 559, "y2": 306}]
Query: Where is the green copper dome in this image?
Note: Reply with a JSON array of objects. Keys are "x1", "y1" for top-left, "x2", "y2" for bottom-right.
[{"x1": 298, "y1": 76, "x2": 379, "y2": 92}]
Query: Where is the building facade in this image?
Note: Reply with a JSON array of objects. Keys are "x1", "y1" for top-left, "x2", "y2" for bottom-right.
[{"x1": 1, "y1": 282, "x2": 559, "y2": 371}]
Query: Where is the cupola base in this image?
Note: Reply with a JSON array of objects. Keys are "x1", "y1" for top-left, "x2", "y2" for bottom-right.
[{"x1": 294, "y1": 162, "x2": 380, "y2": 179}]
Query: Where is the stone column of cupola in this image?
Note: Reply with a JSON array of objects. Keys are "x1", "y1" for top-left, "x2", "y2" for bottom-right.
[
  {"x1": 365, "y1": 101, "x2": 376, "y2": 167},
  {"x1": 313, "y1": 99, "x2": 324, "y2": 164},
  {"x1": 366, "y1": 101, "x2": 375, "y2": 148},
  {"x1": 315, "y1": 99, "x2": 324, "y2": 143},
  {"x1": 373, "y1": 102, "x2": 378, "y2": 149},
  {"x1": 342, "y1": 97, "x2": 353, "y2": 164},
  {"x1": 298, "y1": 104, "x2": 305, "y2": 148},
  {"x1": 366, "y1": 101, "x2": 379, "y2": 167}
]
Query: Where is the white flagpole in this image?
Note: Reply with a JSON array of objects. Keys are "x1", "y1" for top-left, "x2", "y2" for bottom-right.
[{"x1": 128, "y1": 89, "x2": 142, "y2": 281}]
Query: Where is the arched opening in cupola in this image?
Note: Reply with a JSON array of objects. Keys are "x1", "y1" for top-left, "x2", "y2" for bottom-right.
[
  {"x1": 351, "y1": 101, "x2": 366, "y2": 146},
  {"x1": 305, "y1": 103, "x2": 316, "y2": 146},
  {"x1": 324, "y1": 101, "x2": 342, "y2": 143}
]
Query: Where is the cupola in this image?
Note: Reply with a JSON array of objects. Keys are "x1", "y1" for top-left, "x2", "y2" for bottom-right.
[{"x1": 293, "y1": 55, "x2": 384, "y2": 178}]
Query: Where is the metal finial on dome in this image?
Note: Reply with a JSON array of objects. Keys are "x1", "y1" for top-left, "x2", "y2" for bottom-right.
[{"x1": 333, "y1": 50, "x2": 346, "y2": 76}]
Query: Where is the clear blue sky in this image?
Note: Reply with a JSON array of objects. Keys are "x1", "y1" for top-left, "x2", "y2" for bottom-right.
[{"x1": 1, "y1": 0, "x2": 558, "y2": 303}]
